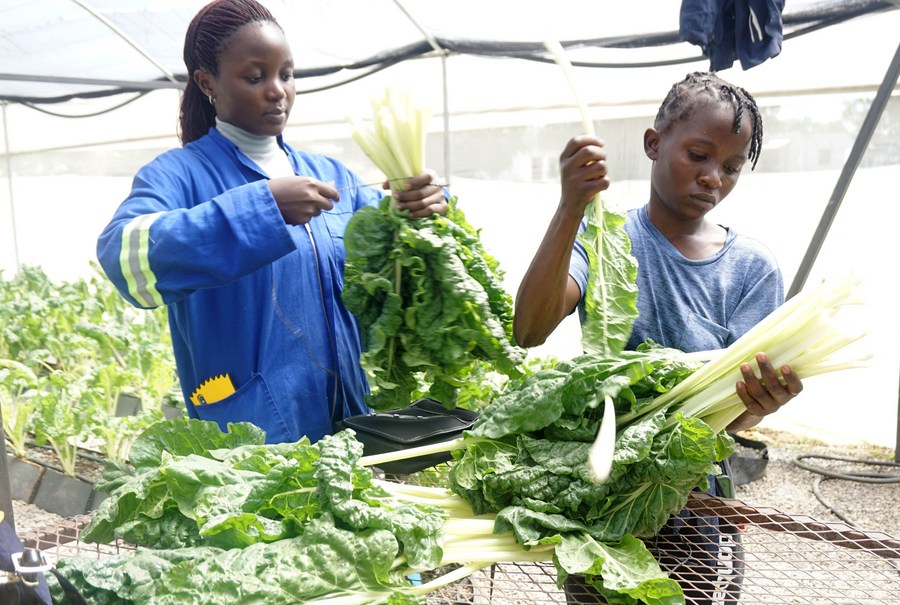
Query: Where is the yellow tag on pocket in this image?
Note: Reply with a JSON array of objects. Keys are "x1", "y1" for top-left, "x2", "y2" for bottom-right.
[{"x1": 190, "y1": 374, "x2": 236, "y2": 405}]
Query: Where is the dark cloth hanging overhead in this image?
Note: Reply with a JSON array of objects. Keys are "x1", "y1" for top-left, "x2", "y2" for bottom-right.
[{"x1": 680, "y1": 0, "x2": 786, "y2": 71}]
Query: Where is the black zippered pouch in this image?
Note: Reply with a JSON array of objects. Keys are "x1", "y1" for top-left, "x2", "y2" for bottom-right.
[{"x1": 334, "y1": 398, "x2": 478, "y2": 475}]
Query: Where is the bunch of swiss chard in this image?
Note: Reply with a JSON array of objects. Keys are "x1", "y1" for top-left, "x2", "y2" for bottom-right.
[
  {"x1": 342, "y1": 193, "x2": 525, "y2": 412},
  {"x1": 344, "y1": 89, "x2": 526, "y2": 411},
  {"x1": 359, "y1": 272, "x2": 866, "y2": 603},
  {"x1": 56, "y1": 417, "x2": 448, "y2": 603},
  {"x1": 372, "y1": 277, "x2": 862, "y2": 602},
  {"x1": 442, "y1": 345, "x2": 715, "y2": 600},
  {"x1": 451, "y1": 346, "x2": 718, "y2": 528}
]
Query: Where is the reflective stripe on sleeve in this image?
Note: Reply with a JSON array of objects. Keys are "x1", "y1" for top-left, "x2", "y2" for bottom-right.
[{"x1": 119, "y1": 212, "x2": 165, "y2": 308}]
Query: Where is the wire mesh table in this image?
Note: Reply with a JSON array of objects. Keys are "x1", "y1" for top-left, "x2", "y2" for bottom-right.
[{"x1": 18, "y1": 492, "x2": 900, "y2": 604}]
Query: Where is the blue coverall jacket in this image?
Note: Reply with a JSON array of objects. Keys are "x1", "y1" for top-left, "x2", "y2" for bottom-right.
[{"x1": 97, "y1": 128, "x2": 381, "y2": 443}]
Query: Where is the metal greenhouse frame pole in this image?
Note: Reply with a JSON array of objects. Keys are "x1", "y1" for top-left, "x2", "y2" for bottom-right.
[
  {"x1": 786, "y1": 41, "x2": 900, "y2": 461},
  {"x1": 391, "y1": 0, "x2": 451, "y2": 180},
  {"x1": 0, "y1": 405, "x2": 15, "y2": 531},
  {"x1": 2, "y1": 101, "x2": 20, "y2": 275},
  {"x1": 787, "y1": 40, "x2": 900, "y2": 297},
  {"x1": 1, "y1": 104, "x2": 18, "y2": 530}
]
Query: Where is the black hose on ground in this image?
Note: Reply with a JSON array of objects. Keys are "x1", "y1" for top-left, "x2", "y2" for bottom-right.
[{"x1": 792, "y1": 453, "x2": 900, "y2": 527}]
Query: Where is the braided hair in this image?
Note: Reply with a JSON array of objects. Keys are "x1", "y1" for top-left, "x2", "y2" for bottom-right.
[
  {"x1": 179, "y1": 0, "x2": 281, "y2": 145},
  {"x1": 654, "y1": 71, "x2": 764, "y2": 170}
]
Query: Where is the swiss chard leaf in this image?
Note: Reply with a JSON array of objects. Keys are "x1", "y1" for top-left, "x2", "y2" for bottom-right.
[
  {"x1": 579, "y1": 200, "x2": 639, "y2": 356},
  {"x1": 53, "y1": 516, "x2": 418, "y2": 605},
  {"x1": 451, "y1": 347, "x2": 730, "y2": 545},
  {"x1": 470, "y1": 346, "x2": 697, "y2": 440},
  {"x1": 153, "y1": 515, "x2": 409, "y2": 604},
  {"x1": 50, "y1": 547, "x2": 219, "y2": 605},
  {"x1": 83, "y1": 418, "x2": 446, "y2": 577},
  {"x1": 555, "y1": 532, "x2": 684, "y2": 605},
  {"x1": 315, "y1": 429, "x2": 446, "y2": 570},
  {"x1": 128, "y1": 415, "x2": 266, "y2": 469}
]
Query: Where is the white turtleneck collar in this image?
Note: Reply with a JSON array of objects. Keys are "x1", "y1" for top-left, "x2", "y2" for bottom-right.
[{"x1": 216, "y1": 118, "x2": 294, "y2": 178}]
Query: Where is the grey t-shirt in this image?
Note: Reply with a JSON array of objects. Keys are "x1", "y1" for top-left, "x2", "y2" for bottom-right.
[{"x1": 571, "y1": 205, "x2": 784, "y2": 353}]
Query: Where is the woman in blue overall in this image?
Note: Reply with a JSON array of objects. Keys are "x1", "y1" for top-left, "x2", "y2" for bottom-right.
[
  {"x1": 96, "y1": 0, "x2": 447, "y2": 445},
  {"x1": 513, "y1": 72, "x2": 804, "y2": 604}
]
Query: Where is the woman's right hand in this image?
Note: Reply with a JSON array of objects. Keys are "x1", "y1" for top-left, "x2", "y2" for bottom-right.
[
  {"x1": 268, "y1": 177, "x2": 338, "y2": 225},
  {"x1": 559, "y1": 134, "x2": 609, "y2": 217}
]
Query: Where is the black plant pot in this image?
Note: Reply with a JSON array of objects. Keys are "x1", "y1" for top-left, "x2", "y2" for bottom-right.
[
  {"x1": 160, "y1": 402, "x2": 184, "y2": 419},
  {"x1": 5, "y1": 453, "x2": 107, "y2": 520},
  {"x1": 4, "y1": 455, "x2": 42, "y2": 503},
  {"x1": 115, "y1": 393, "x2": 142, "y2": 417},
  {"x1": 31, "y1": 467, "x2": 99, "y2": 519}
]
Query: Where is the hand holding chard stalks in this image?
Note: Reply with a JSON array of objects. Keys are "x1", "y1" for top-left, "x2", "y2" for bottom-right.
[
  {"x1": 348, "y1": 88, "x2": 431, "y2": 183},
  {"x1": 349, "y1": 89, "x2": 428, "y2": 181},
  {"x1": 348, "y1": 89, "x2": 445, "y2": 218}
]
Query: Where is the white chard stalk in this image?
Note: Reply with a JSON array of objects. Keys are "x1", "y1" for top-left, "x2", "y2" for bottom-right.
[
  {"x1": 349, "y1": 88, "x2": 431, "y2": 182},
  {"x1": 587, "y1": 394, "x2": 616, "y2": 484},
  {"x1": 617, "y1": 274, "x2": 868, "y2": 432},
  {"x1": 543, "y1": 39, "x2": 600, "y2": 223}
]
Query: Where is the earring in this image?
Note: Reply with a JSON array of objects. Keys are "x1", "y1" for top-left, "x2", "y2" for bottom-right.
[{"x1": 208, "y1": 95, "x2": 216, "y2": 105}]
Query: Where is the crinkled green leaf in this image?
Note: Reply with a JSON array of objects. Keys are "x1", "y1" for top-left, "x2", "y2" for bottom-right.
[
  {"x1": 315, "y1": 430, "x2": 446, "y2": 570},
  {"x1": 471, "y1": 347, "x2": 695, "y2": 440},
  {"x1": 54, "y1": 516, "x2": 418, "y2": 605},
  {"x1": 343, "y1": 196, "x2": 525, "y2": 410},
  {"x1": 128, "y1": 416, "x2": 265, "y2": 469},
  {"x1": 579, "y1": 201, "x2": 639, "y2": 356},
  {"x1": 82, "y1": 420, "x2": 448, "y2": 597},
  {"x1": 50, "y1": 546, "x2": 218, "y2": 604},
  {"x1": 451, "y1": 346, "x2": 731, "y2": 543},
  {"x1": 555, "y1": 533, "x2": 684, "y2": 605}
]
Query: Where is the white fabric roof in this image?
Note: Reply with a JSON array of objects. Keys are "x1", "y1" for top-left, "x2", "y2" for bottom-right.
[{"x1": 1, "y1": 0, "x2": 897, "y2": 104}]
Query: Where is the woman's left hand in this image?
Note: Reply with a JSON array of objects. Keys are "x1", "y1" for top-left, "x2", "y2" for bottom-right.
[
  {"x1": 729, "y1": 352, "x2": 803, "y2": 431},
  {"x1": 389, "y1": 170, "x2": 448, "y2": 218}
]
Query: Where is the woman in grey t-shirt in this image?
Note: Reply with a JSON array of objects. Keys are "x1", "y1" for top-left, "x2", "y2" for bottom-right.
[{"x1": 514, "y1": 71, "x2": 803, "y2": 604}]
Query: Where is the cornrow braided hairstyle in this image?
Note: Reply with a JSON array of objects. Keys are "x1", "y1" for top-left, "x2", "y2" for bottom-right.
[
  {"x1": 179, "y1": 0, "x2": 281, "y2": 145},
  {"x1": 654, "y1": 71, "x2": 764, "y2": 170}
]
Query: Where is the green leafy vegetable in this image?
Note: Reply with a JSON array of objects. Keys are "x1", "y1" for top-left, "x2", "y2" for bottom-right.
[
  {"x1": 82, "y1": 418, "x2": 446, "y2": 563},
  {"x1": 358, "y1": 274, "x2": 864, "y2": 602},
  {"x1": 345, "y1": 89, "x2": 525, "y2": 410},
  {"x1": 578, "y1": 204, "x2": 639, "y2": 356},
  {"x1": 451, "y1": 345, "x2": 714, "y2": 539},
  {"x1": 0, "y1": 359, "x2": 38, "y2": 458},
  {"x1": 342, "y1": 196, "x2": 525, "y2": 410},
  {"x1": 0, "y1": 264, "x2": 178, "y2": 471},
  {"x1": 53, "y1": 517, "x2": 414, "y2": 605},
  {"x1": 64, "y1": 416, "x2": 678, "y2": 603}
]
